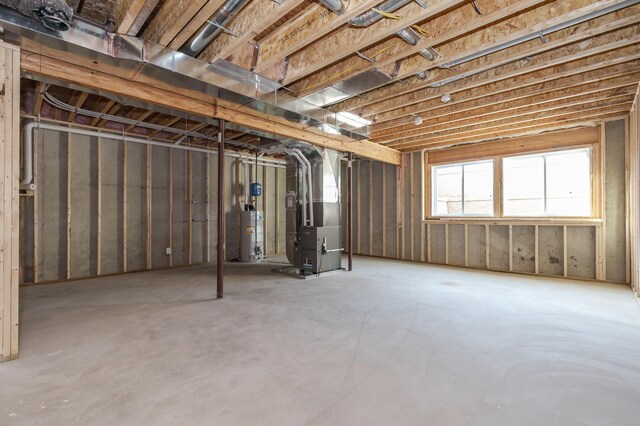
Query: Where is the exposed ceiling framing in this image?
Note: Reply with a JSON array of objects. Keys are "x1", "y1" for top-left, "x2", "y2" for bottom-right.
[{"x1": 9, "y1": 0, "x2": 640, "y2": 156}]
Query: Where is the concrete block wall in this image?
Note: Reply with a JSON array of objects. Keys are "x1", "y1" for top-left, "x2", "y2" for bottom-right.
[
  {"x1": 345, "y1": 119, "x2": 630, "y2": 284},
  {"x1": 19, "y1": 125, "x2": 286, "y2": 285}
]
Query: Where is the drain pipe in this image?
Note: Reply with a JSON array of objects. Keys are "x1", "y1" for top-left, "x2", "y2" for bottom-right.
[
  {"x1": 180, "y1": 0, "x2": 252, "y2": 57},
  {"x1": 20, "y1": 121, "x2": 285, "y2": 190}
]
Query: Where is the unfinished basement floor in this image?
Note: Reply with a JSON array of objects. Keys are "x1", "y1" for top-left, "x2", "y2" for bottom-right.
[{"x1": 2, "y1": 257, "x2": 640, "y2": 425}]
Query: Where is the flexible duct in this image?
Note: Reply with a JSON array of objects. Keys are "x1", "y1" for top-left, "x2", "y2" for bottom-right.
[
  {"x1": 320, "y1": 0, "x2": 349, "y2": 15},
  {"x1": 349, "y1": 0, "x2": 412, "y2": 27},
  {"x1": 3, "y1": 0, "x2": 73, "y2": 31},
  {"x1": 180, "y1": 0, "x2": 252, "y2": 57},
  {"x1": 396, "y1": 27, "x2": 420, "y2": 46},
  {"x1": 20, "y1": 121, "x2": 285, "y2": 189}
]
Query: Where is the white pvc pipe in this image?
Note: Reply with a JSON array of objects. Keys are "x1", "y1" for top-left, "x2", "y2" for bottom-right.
[{"x1": 20, "y1": 121, "x2": 285, "y2": 189}]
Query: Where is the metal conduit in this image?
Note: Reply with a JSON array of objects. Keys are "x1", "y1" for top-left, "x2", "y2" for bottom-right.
[{"x1": 20, "y1": 121, "x2": 285, "y2": 189}]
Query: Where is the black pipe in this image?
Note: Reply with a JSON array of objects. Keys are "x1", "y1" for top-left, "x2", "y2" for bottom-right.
[
  {"x1": 217, "y1": 120, "x2": 226, "y2": 298},
  {"x1": 347, "y1": 152, "x2": 353, "y2": 271}
]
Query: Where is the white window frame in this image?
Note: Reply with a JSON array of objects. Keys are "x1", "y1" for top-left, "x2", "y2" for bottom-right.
[
  {"x1": 431, "y1": 159, "x2": 495, "y2": 218},
  {"x1": 502, "y1": 147, "x2": 593, "y2": 218}
]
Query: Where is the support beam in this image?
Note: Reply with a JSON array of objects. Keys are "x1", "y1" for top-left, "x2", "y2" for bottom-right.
[
  {"x1": 0, "y1": 41, "x2": 20, "y2": 362},
  {"x1": 198, "y1": 0, "x2": 307, "y2": 65},
  {"x1": 113, "y1": 0, "x2": 149, "y2": 35},
  {"x1": 217, "y1": 120, "x2": 225, "y2": 299},
  {"x1": 167, "y1": 0, "x2": 228, "y2": 50},
  {"x1": 281, "y1": 0, "x2": 467, "y2": 85},
  {"x1": 143, "y1": 0, "x2": 210, "y2": 47},
  {"x1": 19, "y1": 47, "x2": 401, "y2": 164},
  {"x1": 291, "y1": 0, "x2": 548, "y2": 97},
  {"x1": 347, "y1": 152, "x2": 353, "y2": 271},
  {"x1": 66, "y1": 91, "x2": 89, "y2": 123},
  {"x1": 253, "y1": 0, "x2": 384, "y2": 74},
  {"x1": 332, "y1": 25, "x2": 640, "y2": 115},
  {"x1": 32, "y1": 82, "x2": 48, "y2": 116}
]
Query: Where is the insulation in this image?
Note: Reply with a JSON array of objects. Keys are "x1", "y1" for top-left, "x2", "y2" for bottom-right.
[{"x1": 3, "y1": 0, "x2": 74, "y2": 31}]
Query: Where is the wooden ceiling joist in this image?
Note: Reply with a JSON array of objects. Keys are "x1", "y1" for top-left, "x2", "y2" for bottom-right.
[
  {"x1": 395, "y1": 102, "x2": 633, "y2": 150},
  {"x1": 143, "y1": 0, "x2": 211, "y2": 47},
  {"x1": 113, "y1": 0, "x2": 149, "y2": 34},
  {"x1": 281, "y1": 0, "x2": 467, "y2": 86},
  {"x1": 251, "y1": 0, "x2": 384, "y2": 75},
  {"x1": 167, "y1": 0, "x2": 228, "y2": 50},
  {"x1": 66, "y1": 91, "x2": 89, "y2": 122},
  {"x1": 383, "y1": 84, "x2": 638, "y2": 147},
  {"x1": 369, "y1": 45, "x2": 640, "y2": 130},
  {"x1": 334, "y1": 25, "x2": 640, "y2": 116},
  {"x1": 371, "y1": 61, "x2": 640, "y2": 141},
  {"x1": 19, "y1": 46, "x2": 401, "y2": 164},
  {"x1": 198, "y1": 0, "x2": 307, "y2": 65},
  {"x1": 291, "y1": 0, "x2": 549, "y2": 97}
]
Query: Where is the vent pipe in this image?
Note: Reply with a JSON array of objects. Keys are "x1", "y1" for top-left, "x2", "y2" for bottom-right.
[
  {"x1": 320, "y1": 0, "x2": 349, "y2": 15},
  {"x1": 349, "y1": 0, "x2": 412, "y2": 27},
  {"x1": 180, "y1": 0, "x2": 251, "y2": 57}
]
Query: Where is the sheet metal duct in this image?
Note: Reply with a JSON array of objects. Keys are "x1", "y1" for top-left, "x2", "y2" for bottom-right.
[
  {"x1": 320, "y1": 0, "x2": 349, "y2": 15},
  {"x1": 0, "y1": 4, "x2": 368, "y2": 140}
]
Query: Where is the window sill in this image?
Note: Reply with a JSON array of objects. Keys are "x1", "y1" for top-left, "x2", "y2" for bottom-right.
[{"x1": 424, "y1": 217, "x2": 603, "y2": 225}]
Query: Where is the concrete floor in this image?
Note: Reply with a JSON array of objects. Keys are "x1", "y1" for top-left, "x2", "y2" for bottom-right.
[{"x1": 2, "y1": 256, "x2": 640, "y2": 425}]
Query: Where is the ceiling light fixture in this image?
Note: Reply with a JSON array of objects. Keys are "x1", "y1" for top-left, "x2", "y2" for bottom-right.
[
  {"x1": 440, "y1": 94, "x2": 452, "y2": 103},
  {"x1": 412, "y1": 114, "x2": 423, "y2": 126}
]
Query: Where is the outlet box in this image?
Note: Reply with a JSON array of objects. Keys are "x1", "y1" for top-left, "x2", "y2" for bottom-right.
[{"x1": 165, "y1": 247, "x2": 172, "y2": 255}]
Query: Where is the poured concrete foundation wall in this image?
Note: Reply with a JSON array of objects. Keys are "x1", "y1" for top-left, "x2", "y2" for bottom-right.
[
  {"x1": 345, "y1": 119, "x2": 630, "y2": 283},
  {"x1": 19, "y1": 125, "x2": 286, "y2": 285}
]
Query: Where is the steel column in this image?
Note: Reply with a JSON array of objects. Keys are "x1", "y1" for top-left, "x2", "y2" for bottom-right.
[
  {"x1": 347, "y1": 152, "x2": 354, "y2": 271},
  {"x1": 217, "y1": 120, "x2": 226, "y2": 298}
]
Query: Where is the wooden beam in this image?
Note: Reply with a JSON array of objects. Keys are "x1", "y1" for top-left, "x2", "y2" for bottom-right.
[
  {"x1": 253, "y1": 0, "x2": 384, "y2": 74},
  {"x1": 124, "y1": 109, "x2": 154, "y2": 132},
  {"x1": 198, "y1": 0, "x2": 307, "y2": 65},
  {"x1": 383, "y1": 86, "x2": 637, "y2": 146},
  {"x1": 291, "y1": 0, "x2": 548, "y2": 96},
  {"x1": 411, "y1": 108, "x2": 631, "y2": 151},
  {"x1": 113, "y1": 0, "x2": 149, "y2": 35},
  {"x1": 373, "y1": 69, "x2": 640, "y2": 144},
  {"x1": 32, "y1": 82, "x2": 48, "y2": 116},
  {"x1": 167, "y1": 0, "x2": 228, "y2": 50},
  {"x1": 66, "y1": 91, "x2": 89, "y2": 123},
  {"x1": 143, "y1": 0, "x2": 210, "y2": 46},
  {"x1": 90, "y1": 100, "x2": 117, "y2": 127},
  {"x1": 20, "y1": 48, "x2": 401, "y2": 164},
  {"x1": 332, "y1": 24, "x2": 640, "y2": 115},
  {"x1": 0, "y1": 41, "x2": 20, "y2": 362},
  {"x1": 392, "y1": 0, "x2": 640, "y2": 82},
  {"x1": 148, "y1": 116, "x2": 182, "y2": 138},
  {"x1": 393, "y1": 99, "x2": 633, "y2": 149},
  {"x1": 281, "y1": 0, "x2": 467, "y2": 85},
  {"x1": 372, "y1": 49, "x2": 640, "y2": 130},
  {"x1": 96, "y1": 103, "x2": 122, "y2": 127}
]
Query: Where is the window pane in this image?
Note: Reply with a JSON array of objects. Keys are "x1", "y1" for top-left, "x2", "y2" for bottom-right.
[
  {"x1": 433, "y1": 165, "x2": 462, "y2": 215},
  {"x1": 546, "y1": 149, "x2": 591, "y2": 216},
  {"x1": 504, "y1": 156, "x2": 544, "y2": 216},
  {"x1": 463, "y1": 162, "x2": 493, "y2": 215}
]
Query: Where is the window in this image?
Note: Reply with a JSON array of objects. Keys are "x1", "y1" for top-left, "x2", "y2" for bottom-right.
[
  {"x1": 432, "y1": 160, "x2": 494, "y2": 216},
  {"x1": 428, "y1": 146, "x2": 594, "y2": 219},
  {"x1": 503, "y1": 148, "x2": 591, "y2": 217}
]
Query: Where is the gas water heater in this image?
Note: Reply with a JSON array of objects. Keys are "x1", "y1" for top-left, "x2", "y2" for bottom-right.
[{"x1": 240, "y1": 208, "x2": 264, "y2": 262}]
